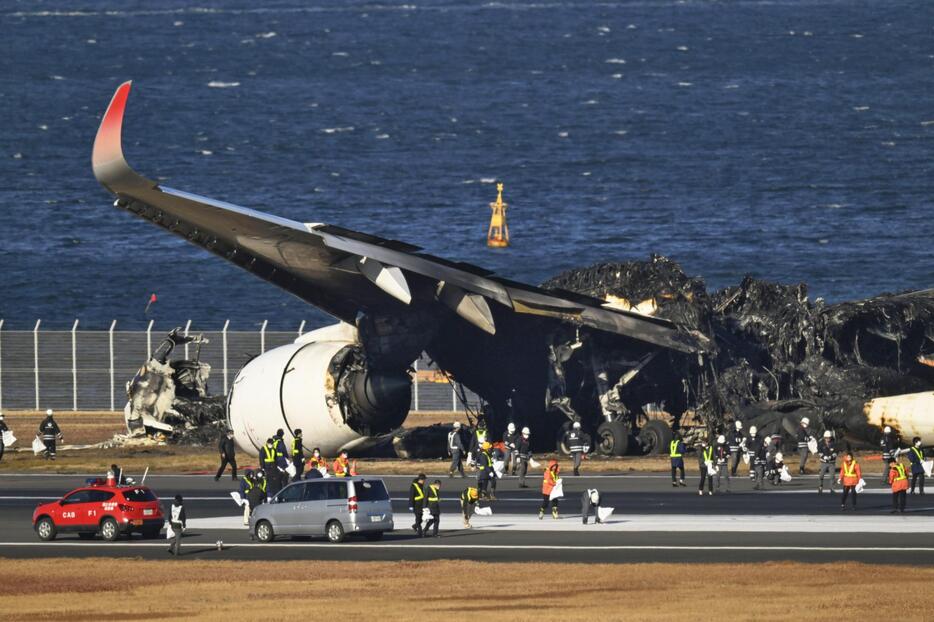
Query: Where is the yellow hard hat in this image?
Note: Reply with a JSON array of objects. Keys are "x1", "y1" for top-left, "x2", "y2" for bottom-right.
[{"x1": 482, "y1": 441, "x2": 492, "y2": 451}]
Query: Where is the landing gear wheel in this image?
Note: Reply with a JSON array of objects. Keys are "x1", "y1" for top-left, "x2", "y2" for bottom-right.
[
  {"x1": 555, "y1": 421, "x2": 572, "y2": 455},
  {"x1": 596, "y1": 421, "x2": 630, "y2": 456},
  {"x1": 100, "y1": 517, "x2": 120, "y2": 542},
  {"x1": 640, "y1": 420, "x2": 673, "y2": 455},
  {"x1": 326, "y1": 520, "x2": 345, "y2": 543},
  {"x1": 255, "y1": 520, "x2": 274, "y2": 543},
  {"x1": 35, "y1": 517, "x2": 57, "y2": 541}
]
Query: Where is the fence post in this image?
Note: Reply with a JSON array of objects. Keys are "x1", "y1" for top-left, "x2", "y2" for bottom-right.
[
  {"x1": 260, "y1": 320, "x2": 268, "y2": 353},
  {"x1": 298, "y1": 320, "x2": 306, "y2": 337},
  {"x1": 183, "y1": 319, "x2": 192, "y2": 359},
  {"x1": 109, "y1": 320, "x2": 116, "y2": 412},
  {"x1": 33, "y1": 319, "x2": 41, "y2": 410},
  {"x1": 146, "y1": 319, "x2": 154, "y2": 360},
  {"x1": 0, "y1": 319, "x2": 4, "y2": 410},
  {"x1": 413, "y1": 358, "x2": 419, "y2": 412},
  {"x1": 222, "y1": 319, "x2": 230, "y2": 395},
  {"x1": 71, "y1": 319, "x2": 79, "y2": 411}
]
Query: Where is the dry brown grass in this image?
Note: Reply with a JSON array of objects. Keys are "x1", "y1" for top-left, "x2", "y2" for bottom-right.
[
  {"x1": 2, "y1": 410, "x2": 124, "y2": 445},
  {"x1": 0, "y1": 559, "x2": 929, "y2": 621}
]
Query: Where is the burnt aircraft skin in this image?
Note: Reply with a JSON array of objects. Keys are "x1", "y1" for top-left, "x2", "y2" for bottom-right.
[{"x1": 93, "y1": 82, "x2": 705, "y2": 454}]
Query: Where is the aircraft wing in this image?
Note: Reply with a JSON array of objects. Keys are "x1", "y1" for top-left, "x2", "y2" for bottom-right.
[{"x1": 93, "y1": 82, "x2": 707, "y2": 353}]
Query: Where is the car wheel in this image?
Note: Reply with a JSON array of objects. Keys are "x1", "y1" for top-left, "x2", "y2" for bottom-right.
[
  {"x1": 100, "y1": 517, "x2": 120, "y2": 542},
  {"x1": 77, "y1": 532, "x2": 95, "y2": 540},
  {"x1": 255, "y1": 520, "x2": 274, "y2": 543},
  {"x1": 326, "y1": 520, "x2": 345, "y2": 543},
  {"x1": 364, "y1": 531, "x2": 384, "y2": 541},
  {"x1": 35, "y1": 517, "x2": 57, "y2": 541}
]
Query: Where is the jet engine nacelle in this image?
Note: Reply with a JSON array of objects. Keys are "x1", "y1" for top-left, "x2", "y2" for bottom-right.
[{"x1": 227, "y1": 323, "x2": 411, "y2": 457}]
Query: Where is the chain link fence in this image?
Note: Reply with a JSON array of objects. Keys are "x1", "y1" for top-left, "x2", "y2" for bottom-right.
[{"x1": 0, "y1": 320, "x2": 479, "y2": 413}]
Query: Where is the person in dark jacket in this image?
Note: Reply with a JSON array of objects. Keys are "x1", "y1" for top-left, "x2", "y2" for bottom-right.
[
  {"x1": 817, "y1": 430, "x2": 837, "y2": 494},
  {"x1": 239, "y1": 469, "x2": 255, "y2": 525},
  {"x1": 503, "y1": 423, "x2": 519, "y2": 475},
  {"x1": 753, "y1": 437, "x2": 768, "y2": 490},
  {"x1": 460, "y1": 486, "x2": 480, "y2": 528},
  {"x1": 246, "y1": 470, "x2": 267, "y2": 512},
  {"x1": 37, "y1": 410, "x2": 63, "y2": 461},
  {"x1": 908, "y1": 437, "x2": 926, "y2": 495},
  {"x1": 796, "y1": 417, "x2": 814, "y2": 474},
  {"x1": 290, "y1": 429, "x2": 305, "y2": 482},
  {"x1": 670, "y1": 434, "x2": 686, "y2": 487},
  {"x1": 728, "y1": 420, "x2": 744, "y2": 475},
  {"x1": 215, "y1": 430, "x2": 238, "y2": 481},
  {"x1": 879, "y1": 426, "x2": 898, "y2": 484},
  {"x1": 168, "y1": 495, "x2": 187, "y2": 556},
  {"x1": 516, "y1": 427, "x2": 532, "y2": 488},
  {"x1": 260, "y1": 437, "x2": 278, "y2": 490},
  {"x1": 448, "y1": 422, "x2": 466, "y2": 478},
  {"x1": 423, "y1": 480, "x2": 442, "y2": 537},
  {"x1": 745, "y1": 426, "x2": 760, "y2": 480},
  {"x1": 562, "y1": 421, "x2": 589, "y2": 476},
  {"x1": 581, "y1": 489, "x2": 602, "y2": 525},
  {"x1": 0, "y1": 413, "x2": 8, "y2": 463},
  {"x1": 408, "y1": 473, "x2": 427, "y2": 536},
  {"x1": 468, "y1": 419, "x2": 489, "y2": 463},
  {"x1": 109, "y1": 464, "x2": 124, "y2": 486}
]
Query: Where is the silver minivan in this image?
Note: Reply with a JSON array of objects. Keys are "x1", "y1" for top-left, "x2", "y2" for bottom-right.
[{"x1": 250, "y1": 477, "x2": 393, "y2": 543}]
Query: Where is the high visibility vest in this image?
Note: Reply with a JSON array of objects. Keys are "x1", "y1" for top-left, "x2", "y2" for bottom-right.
[
  {"x1": 912, "y1": 447, "x2": 923, "y2": 462},
  {"x1": 480, "y1": 452, "x2": 492, "y2": 468},
  {"x1": 669, "y1": 441, "x2": 682, "y2": 458},
  {"x1": 291, "y1": 438, "x2": 302, "y2": 456},
  {"x1": 463, "y1": 488, "x2": 478, "y2": 503},
  {"x1": 844, "y1": 460, "x2": 858, "y2": 477},
  {"x1": 703, "y1": 446, "x2": 713, "y2": 462},
  {"x1": 258, "y1": 478, "x2": 266, "y2": 492},
  {"x1": 893, "y1": 463, "x2": 908, "y2": 481},
  {"x1": 412, "y1": 482, "x2": 425, "y2": 501},
  {"x1": 427, "y1": 485, "x2": 440, "y2": 502},
  {"x1": 274, "y1": 439, "x2": 285, "y2": 457},
  {"x1": 244, "y1": 479, "x2": 254, "y2": 492},
  {"x1": 333, "y1": 458, "x2": 349, "y2": 476},
  {"x1": 261, "y1": 445, "x2": 276, "y2": 463},
  {"x1": 547, "y1": 469, "x2": 558, "y2": 484}
]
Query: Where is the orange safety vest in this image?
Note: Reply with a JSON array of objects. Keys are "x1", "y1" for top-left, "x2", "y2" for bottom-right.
[
  {"x1": 840, "y1": 459, "x2": 860, "y2": 486},
  {"x1": 890, "y1": 463, "x2": 909, "y2": 493},
  {"x1": 333, "y1": 457, "x2": 349, "y2": 476}
]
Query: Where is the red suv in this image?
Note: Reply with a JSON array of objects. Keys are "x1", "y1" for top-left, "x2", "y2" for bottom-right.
[{"x1": 33, "y1": 481, "x2": 164, "y2": 541}]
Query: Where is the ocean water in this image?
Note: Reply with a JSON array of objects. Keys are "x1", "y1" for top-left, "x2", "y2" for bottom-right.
[{"x1": 0, "y1": 0, "x2": 932, "y2": 330}]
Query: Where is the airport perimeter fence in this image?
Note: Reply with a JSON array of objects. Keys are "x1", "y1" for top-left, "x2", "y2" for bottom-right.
[{"x1": 0, "y1": 320, "x2": 480, "y2": 414}]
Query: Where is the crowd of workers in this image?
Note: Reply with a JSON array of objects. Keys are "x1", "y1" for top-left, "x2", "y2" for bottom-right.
[{"x1": 670, "y1": 418, "x2": 928, "y2": 512}]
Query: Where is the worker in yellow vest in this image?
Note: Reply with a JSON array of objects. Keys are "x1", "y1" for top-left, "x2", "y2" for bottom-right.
[
  {"x1": 423, "y1": 480, "x2": 442, "y2": 537},
  {"x1": 670, "y1": 434, "x2": 686, "y2": 487},
  {"x1": 889, "y1": 456, "x2": 909, "y2": 513},
  {"x1": 697, "y1": 438, "x2": 714, "y2": 496},
  {"x1": 408, "y1": 473, "x2": 427, "y2": 536}
]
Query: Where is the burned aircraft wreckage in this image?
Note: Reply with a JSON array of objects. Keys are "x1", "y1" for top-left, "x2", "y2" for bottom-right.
[{"x1": 104, "y1": 83, "x2": 934, "y2": 457}]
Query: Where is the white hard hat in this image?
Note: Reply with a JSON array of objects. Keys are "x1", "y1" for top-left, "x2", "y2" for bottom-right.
[
  {"x1": 883, "y1": 425, "x2": 892, "y2": 434},
  {"x1": 453, "y1": 422, "x2": 461, "y2": 429},
  {"x1": 572, "y1": 421, "x2": 581, "y2": 429},
  {"x1": 521, "y1": 427, "x2": 530, "y2": 436},
  {"x1": 801, "y1": 417, "x2": 810, "y2": 426},
  {"x1": 507, "y1": 423, "x2": 516, "y2": 432},
  {"x1": 46, "y1": 409, "x2": 53, "y2": 416},
  {"x1": 749, "y1": 426, "x2": 757, "y2": 435},
  {"x1": 775, "y1": 452, "x2": 783, "y2": 461},
  {"x1": 734, "y1": 421, "x2": 743, "y2": 430},
  {"x1": 823, "y1": 430, "x2": 832, "y2": 438},
  {"x1": 717, "y1": 435, "x2": 726, "y2": 444}
]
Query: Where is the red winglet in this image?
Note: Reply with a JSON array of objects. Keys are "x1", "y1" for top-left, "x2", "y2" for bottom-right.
[{"x1": 92, "y1": 81, "x2": 142, "y2": 191}]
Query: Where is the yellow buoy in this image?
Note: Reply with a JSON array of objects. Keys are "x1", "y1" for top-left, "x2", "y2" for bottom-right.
[{"x1": 487, "y1": 182, "x2": 510, "y2": 248}]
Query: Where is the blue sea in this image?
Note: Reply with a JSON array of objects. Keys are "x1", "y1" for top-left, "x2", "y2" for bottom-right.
[{"x1": 1, "y1": 0, "x2": 932, "y2": 330}]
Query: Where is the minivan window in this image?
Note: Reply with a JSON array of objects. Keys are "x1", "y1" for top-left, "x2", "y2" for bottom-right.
[
  {"x1": 302, "y1": 482, "x2": 327, "y2": 502},
  {"x1": 277, "y1": 483, "x2": 305, "y2": 503},
  {"x1": 355, "y1": 480, "x2": 390, "y2": 501},
  {"x1": 325, "y1": 481, "x2": 348, "y2": 500}
]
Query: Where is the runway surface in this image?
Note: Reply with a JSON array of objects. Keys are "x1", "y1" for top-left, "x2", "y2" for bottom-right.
[{"x1": 1, "y1": 472, "x2": 932, "y2": 564}]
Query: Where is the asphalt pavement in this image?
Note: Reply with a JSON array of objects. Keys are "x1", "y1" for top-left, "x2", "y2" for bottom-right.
[{"x1": 1, "y1": 470, "x2": 932, "y2": 564}]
